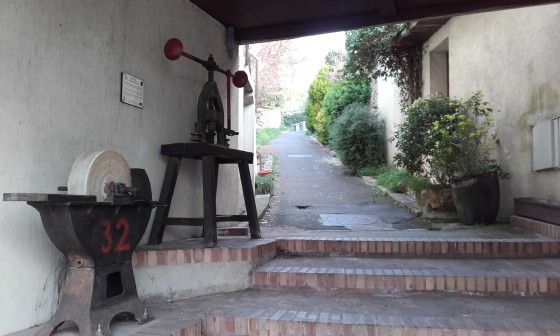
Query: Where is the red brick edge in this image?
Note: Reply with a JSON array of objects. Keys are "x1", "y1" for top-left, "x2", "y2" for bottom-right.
[
  {"x1": 253, "y1": 267, "x2": 560, "y2": 296},
  {"x1": 511, "y1": 215, "x2": 560, "y2": 239},
  {"x1": 203, "y1": 309, "x2": 559, "y2": 335},
  {"x1": 132, "y1": 240, "x2": 277, "y2": 268},
  {"x1": 277, "y1": 237, "x2": 560, "y2": 258}
]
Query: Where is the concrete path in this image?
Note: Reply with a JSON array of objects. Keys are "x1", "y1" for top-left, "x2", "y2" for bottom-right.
[{"x1": 263, "y1": 131, "x2": 417, "y2": 231}]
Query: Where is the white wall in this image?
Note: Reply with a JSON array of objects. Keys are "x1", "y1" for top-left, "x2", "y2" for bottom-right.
[
  {"x1": 0, "y1": 1, "x2": 247, "y2": 333},
  {"x1": 376, "y1": 77, "x2": 402, "y2": 166},
  {"x1": 135, "y1": 261, "x2": 251, "y2": 303},
  {"x1": 421, "y1": 4, "x2": 560, "y2": 217}
]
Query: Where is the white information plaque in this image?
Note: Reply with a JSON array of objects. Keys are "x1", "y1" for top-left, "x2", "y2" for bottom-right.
[{"x1": 121, "y1": 73, "x2": 144, "y2": 109}]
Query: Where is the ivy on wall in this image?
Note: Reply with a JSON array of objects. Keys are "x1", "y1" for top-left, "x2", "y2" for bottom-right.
[{"x1": 345, "y1": 24, "x2": 422, "y2": 105}]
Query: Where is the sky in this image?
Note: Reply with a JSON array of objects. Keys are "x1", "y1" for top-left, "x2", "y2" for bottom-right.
[
  {"x1": 249, "y1": 31, "x2": 346, "y2": 113},
  {"x1": 291, "y1": 31, "x2": 346, "y2": 92}
]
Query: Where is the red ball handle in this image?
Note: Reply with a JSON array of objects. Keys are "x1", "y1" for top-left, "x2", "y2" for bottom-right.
[
  {"x1": 164, "y1": 38, "x2": 184, "y2": 61},
  {"x1": 232, "y1": 71, "x2": 248, "y2": 88}
]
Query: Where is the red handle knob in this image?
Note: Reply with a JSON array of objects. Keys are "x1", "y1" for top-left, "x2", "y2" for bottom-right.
[
  {"x1": 164, "y1": 38, "x2": 184, "y2": 61},
  {"x1": 232, "y1": 71, "x2": 248, "y2": 88}
]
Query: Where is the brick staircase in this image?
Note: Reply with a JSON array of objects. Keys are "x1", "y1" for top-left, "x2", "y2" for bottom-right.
[
  {"x1": 134, "y1": 225, "x2": 560, "y2": 336},
  {"x1": 15, "y1": 219, "x2": 560, "y2": 336}
]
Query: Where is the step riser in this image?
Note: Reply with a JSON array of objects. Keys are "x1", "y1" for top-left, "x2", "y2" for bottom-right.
[
  {"x1": 277, "y1": 239, "x2": 560, "y2": 258},
  {"x1": 203, "y1": 315, "x2": 556, "y2": 336},
  {"x1": 253, "y1": 271, "x2": 559, "y2": 296}
]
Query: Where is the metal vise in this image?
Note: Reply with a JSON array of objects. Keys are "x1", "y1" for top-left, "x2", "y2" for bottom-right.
[{"x1": 163, "y1": 38, "x2": 248, "y2": 147}]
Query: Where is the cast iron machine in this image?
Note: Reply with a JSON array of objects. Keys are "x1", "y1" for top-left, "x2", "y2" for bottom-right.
[
  {"x1": 146, "y1": 38, "x2": 260, "y2": 247},
  {"x1": 163, "y1": 38, "x2": 248, "y2": 147},
  {"x1": 4, "y1": 150, "x2": 155, "y2": 336}
]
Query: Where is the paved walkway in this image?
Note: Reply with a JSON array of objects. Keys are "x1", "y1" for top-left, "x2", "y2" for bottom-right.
[{"x1": 261, "y1": 131, "x2": 545, "y2": 240}]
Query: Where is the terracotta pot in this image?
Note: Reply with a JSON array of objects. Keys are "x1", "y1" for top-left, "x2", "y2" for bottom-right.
[{"x1": 257, "y1": 170, "x2": 272, "y2": 177}]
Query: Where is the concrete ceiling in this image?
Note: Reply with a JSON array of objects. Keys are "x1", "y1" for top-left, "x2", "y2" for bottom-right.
[{"x1": 190, "y1": 0, "x2": 560, "y2": 43}]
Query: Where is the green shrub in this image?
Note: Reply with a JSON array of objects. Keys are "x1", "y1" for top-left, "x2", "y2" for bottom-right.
[
  {"x1": 331, "y1": 103, "x2": 385, "y2": 172},
  {"x1": 393, "y1": 96, "x2": 453, "y2": 185},
  {"x1": 376, "y1": 169, "x2": 413, "y2": 193},
  {"x1": 406, "y1": 176, "x2": 435, "y2": 192},
  {"x1": 321, "y1": 77, "x2": 371, "y2": 143},
  {"x1": 282, "y1": 112, "x2": 306, "y2": 127},
  {"x1": 357, "y1": 166, "x2": 388, "y2": 177},
  {"x1": 429, "y1": 92, "x2": 500, "y2": 179},
  {"x1": 255, "y1": 175, "x2": 274, "y2": 195}
]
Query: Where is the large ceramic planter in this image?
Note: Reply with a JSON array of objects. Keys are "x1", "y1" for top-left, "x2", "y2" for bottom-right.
[{"x1": 450, "y1": 173, "x2": 500, "y2": 225}]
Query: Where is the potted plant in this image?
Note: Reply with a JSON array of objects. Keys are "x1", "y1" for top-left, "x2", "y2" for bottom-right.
[
  {"x1": 429, "y1": 91, "x2": 502, "y2": 225},
  {"x1": 393, "y1": 96, "x2": 456, "y2": 212}
]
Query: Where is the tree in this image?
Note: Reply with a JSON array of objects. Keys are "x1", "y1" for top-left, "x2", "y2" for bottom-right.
[
  {"x1": 324, "y1": 50, "x2": 345, "y2": 81},
  {"x1": 305, "y1": 66, "x2": 331, "y2": 136},
  {"x1": 252, "y1": 40, "x2": 297, "y2": 109},
  {"x1": 322, "y1": 77, "x2": 371, "y2": 130},
  {"x1": 345, "y1": 24, "x2": 422, "y2": 105}
]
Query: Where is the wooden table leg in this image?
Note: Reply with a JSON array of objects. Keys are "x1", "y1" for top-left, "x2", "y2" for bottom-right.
[
  {"x1": 202, "y1": 155, "x2": 218, "y2": 246},
  {"x1": 238, "y1": 160, "x2": 261, "y2": 239},
  {"x1": 148, "y1": 156, "x2": 182, "y2": 244}
]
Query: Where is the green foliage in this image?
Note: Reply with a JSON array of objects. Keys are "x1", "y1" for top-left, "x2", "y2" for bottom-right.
[
  {"x1": 282, "y1": 112, "x2": 306, "y2": 127},
  {"x1": 305, "y1": 66, "x2": 332, "y2": 134},
  {"x1": 393, "y1": 96, "x2": 454, "y2": 185},
  {"x1": 357, "y1": 166, "x2": 386, "y2": 177},
  {"x1": 332, "y1": 103, "x2": 385, "y2": 172},
  {"x1": 376, "y1": 169, "x2": 413, "y2": 193},
  {"x1": 393, "y1": 92, "x2": 500, "y2": 184},
  {"x1": 345, "y1": 24, "x2": 422, "y2": 104},
  {"x1": 314, "y1": 109, "x2": 328, "y2": 144},
  {"x1": 429, "y1": 92, "x2": 500, "y2": 179},
  {"x1": 256, "y1": 128, "x2": 283, "y2": 146},
  {"x1": 259, "y1": 91, "x2": 286, "y2": 108},
  {"x1": 324, "y1": 50, "x2": 345, "y2": 80},
  {"x1": 321, "y1": 77, "x2": 371, "y2": 143},
  {"x1": 255, "y1": 175, "x2": 274, "y2": 195},
  {"x1": 406, "y1": 176, "x2": 436, "y2": 192}
]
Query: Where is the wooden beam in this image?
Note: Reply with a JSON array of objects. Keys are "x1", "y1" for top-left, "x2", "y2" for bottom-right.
[
  {"x1": 235, "y1": 11, "x2": 386, "y2": 43},
  {"x1": 378, "y1": 0, "x2": 398, "y2": 17},
  {"x1": 233, "y1": 0, "x2": 560, "y2": 43}
]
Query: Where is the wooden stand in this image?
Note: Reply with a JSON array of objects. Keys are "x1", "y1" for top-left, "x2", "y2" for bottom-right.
[{"x1": 148, "y1": 143, "x2": 261, "y2": 246}]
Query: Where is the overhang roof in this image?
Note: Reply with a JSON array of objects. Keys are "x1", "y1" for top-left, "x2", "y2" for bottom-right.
[{"x1": 190, "y1": 0, "x2": 560, "y2": 44}]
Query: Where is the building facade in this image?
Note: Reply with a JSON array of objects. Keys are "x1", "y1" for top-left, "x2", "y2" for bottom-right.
[{"x1": 378, "y1": 4, "x2": 560, "y2": 219}]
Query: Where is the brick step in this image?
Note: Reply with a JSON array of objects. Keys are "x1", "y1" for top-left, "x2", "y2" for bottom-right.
[
  {"x1": 15, "y1": 290, "x2": 560, "y2": 336},
  {"x1": 198, "y1": 289, "x2": 560, "y2": 335},
  {"x1": 204, "y1": 308, "x2": 560, "y2": 336},
  {"x1": 252, "y1": 257, "x2": 560, "y2": 296},
  {"x1": 277, "y1": 237, "x2": 560, "y2": 258}
]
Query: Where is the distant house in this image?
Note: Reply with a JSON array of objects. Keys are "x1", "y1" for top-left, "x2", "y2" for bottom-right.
[{"x1": 378, "y1": 4, "x2": 560, "y2": 218}]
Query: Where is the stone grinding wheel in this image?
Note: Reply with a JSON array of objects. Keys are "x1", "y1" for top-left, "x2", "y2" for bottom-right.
[{"x1": 67, "y1": 150, "x2": 132, "y2": 201}]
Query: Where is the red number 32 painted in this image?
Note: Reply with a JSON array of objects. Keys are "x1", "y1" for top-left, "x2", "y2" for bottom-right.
[{"x1": 100, "y1": 218, "x2": 131, "y2": 254}]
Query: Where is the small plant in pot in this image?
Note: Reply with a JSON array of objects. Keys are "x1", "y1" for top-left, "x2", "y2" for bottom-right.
[{"x1": 429, "y1": 91, "x2": 502, "y2": 225}]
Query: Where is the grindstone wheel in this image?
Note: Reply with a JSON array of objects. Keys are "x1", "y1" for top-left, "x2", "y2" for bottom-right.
[{"x1": 67, "y1": 150, "x2": 132, "y2": 201}]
